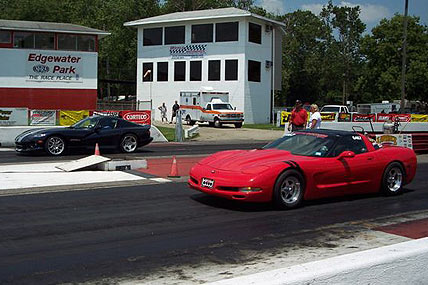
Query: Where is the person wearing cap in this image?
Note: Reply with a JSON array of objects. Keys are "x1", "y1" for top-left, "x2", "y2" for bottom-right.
[{"x1": 288, "y1": 100, "x2": 308, "y2": 132}]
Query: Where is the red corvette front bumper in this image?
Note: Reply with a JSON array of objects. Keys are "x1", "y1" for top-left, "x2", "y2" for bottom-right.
[{"x1": 188, "y1": 164, "x2": 274, "y2": 202}]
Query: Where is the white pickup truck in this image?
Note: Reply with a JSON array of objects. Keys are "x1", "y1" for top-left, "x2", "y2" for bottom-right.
[
  {"x1": 180, "y1": 91, "x2": 244, "y2": 128},
  {"x1": 320, "y1": 105, "x2": 350, "y2": 113}
]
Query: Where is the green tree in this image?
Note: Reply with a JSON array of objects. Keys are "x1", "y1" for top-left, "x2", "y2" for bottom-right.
[
  {"x1": 320, "y1": 0, "x2": 366, "y2": 105},
  {"x1": 279, "y1": 10, "x2": 330, "y2": 106},
  {"x1": 357, "y1": 14, "x2": 428, "y2": 103}
]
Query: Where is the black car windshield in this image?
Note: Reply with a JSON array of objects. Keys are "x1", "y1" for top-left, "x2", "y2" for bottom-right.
[
  {"x1": 71, "y1": 117, "x2": 100, "y2": 129},
  {"x1": 263, "y1": 132, "x2": 337, "y2": 157},
  {"x1": 212, "y1": 104, "x2": 233, "y2": 110}
]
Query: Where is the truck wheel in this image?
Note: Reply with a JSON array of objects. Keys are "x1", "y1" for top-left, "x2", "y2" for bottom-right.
[
  {"x1": 235, "y1": 123, "x2": 242, "y2": 128},
  {"x1": 208, "y1": 122, "x2": 214, "y2": 127},
  {"x1": 214, "y1": 118, "x2": 222, "y2": 128},
  {"x1": 186, "y1": 116, "x2": 195, "y2": 126}
]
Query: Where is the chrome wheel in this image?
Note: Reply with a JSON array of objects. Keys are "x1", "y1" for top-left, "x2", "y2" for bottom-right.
[
  {"x1": 121, "y1": 134, "x2": 137, "y2": 153},
  {"x1": 386, "y1": 167, "x2": 403, "y2": 192},
  {"x1": 280, "y1": 176, "x2": 301, "y2": 204},
  {"x1": 46, "y1": 136, "x2": 65, "y2": 155}
]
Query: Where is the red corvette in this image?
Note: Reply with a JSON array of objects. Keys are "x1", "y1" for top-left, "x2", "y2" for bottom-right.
[{"x1": 188, "y1": 129, "x2": 417, "y2": 209}]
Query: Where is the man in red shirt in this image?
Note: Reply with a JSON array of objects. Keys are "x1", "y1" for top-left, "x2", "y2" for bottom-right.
[{"x1": 288, "y1": 100, "x2": 308, "y2": 132}]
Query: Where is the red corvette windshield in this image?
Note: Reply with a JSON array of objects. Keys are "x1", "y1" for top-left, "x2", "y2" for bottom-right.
[{"x1": 263, "y1": 132, "x2": 337, "y2": 157}]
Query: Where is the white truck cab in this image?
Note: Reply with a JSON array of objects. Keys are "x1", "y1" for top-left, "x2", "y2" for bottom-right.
[
  {"x1": 180, "y1": 91, "x2": 244, "y2": 128},
  {"x1": 320, "y1": 105, "x2": 350, "y2": 113}
]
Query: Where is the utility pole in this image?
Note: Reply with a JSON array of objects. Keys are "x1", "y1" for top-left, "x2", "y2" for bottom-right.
[{"x1": 400, "y1": 0, "x2": 409, "y2": 112}]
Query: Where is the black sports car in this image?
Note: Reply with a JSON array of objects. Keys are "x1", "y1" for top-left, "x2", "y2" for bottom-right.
[{"x1": 15, "y1": 116, "x2": 153, "y2": 155}]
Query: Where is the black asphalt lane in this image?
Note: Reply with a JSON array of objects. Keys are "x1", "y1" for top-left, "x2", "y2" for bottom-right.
[
  {"x1": 1, "y1": 163, "x2": 427, "y2": 284},
  {"x1": 0, "y1": 141, "x2": 269, "y2": 164}
]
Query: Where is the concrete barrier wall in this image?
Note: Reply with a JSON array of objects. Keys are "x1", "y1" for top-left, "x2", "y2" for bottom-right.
[
  {"x1": 209, "y1": 237, "x2": 428, "y2": 285},
  {"x1": 0, "y1": 125, "x2": 167, "y2": 147}
]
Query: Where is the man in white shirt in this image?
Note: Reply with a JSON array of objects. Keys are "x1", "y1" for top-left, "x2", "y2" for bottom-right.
[{"x1": 308, "y1": 104, "x2": 322, "y2": 129}]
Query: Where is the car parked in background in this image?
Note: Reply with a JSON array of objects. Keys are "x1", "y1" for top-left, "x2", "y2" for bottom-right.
[
  {"x1": 188, "y1": 129, "x2": 416, "y2": 209},
  {"x1": 15, "y1": 116, "x2": 153, "y2": 155}
]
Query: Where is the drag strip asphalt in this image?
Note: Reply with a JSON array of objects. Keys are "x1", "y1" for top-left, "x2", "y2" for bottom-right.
[
  {"x1": 1, "y1": 162, "x2": 427, "y2": 284},
  {"x1": 0, "y1": 141, "x2": 269, "y2": 164}
]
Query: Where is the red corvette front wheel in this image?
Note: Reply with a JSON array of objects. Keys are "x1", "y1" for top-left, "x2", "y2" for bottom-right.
[{"x1": 273, "y1": 169, "x2": 305, "y2": 209}]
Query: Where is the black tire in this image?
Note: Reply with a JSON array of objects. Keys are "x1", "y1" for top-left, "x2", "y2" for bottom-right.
[
  {"x1": 208, "y1": 122, "x2": 214, "y2": 127},
  {"x1": 235, "y1": 122, "x2": 242, "y2": 128},
  {"x1": 381, "y1": 162, "x2": 405, "y2": 195},
  {"x1": 214, "y1": 118, "x2": 222, "y2": 128},
  {"x1": 120, "y1": 133, "x2": 138, "y2": 153},
  {"x1": 186, "y1": 115, "x2": 195, "y2": 126},
  {"x1": 44, "y1": 136, "x2": 66, "y2": 156},
  {"x1": 273, "y1": 169, "x2": 305, "y2": 209}
]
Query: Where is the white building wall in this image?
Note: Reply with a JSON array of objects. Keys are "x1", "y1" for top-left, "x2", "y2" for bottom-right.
[{"x1": 135, "y1": 17, "x2": 278, "y2": 123}]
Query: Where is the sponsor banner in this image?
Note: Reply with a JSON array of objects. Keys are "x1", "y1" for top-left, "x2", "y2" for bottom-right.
[
  {"x1": 0, "y1": 108, "x2": 28, "y2": 126},
  {"x1": 92, "y1": 110, "x2": 121, "y2": 117},
  {"x1": 320, "y1": 112, "x2": 336, "y2": 121},
  {"x1": 30, "y1": 110, "x2": 56, "y2": 126},
  {"x1": 375, "y1": 134, "x2": 413, "y2": 149},
  {"x1": 280, "y1": 111, "x2": 292, "y2": 126},
  {"x1": 352, "y1": 113, "x2": 376, "y2": 122},
  {"x1": 170, "y1": 44, "x2": 207, "y2": 58},
  {"x1": 411, "y1": 114, "x2": 428, "y2": 122},
  {"x1": 59, "y1": 110, "x2": 90, "y2": 126},
  {"x1": 377, "y1": 114, "x2": 411, "y2": 122},
  {"x1": 120, "y1": 110, "x2": 151, "y2": 125},
  {"x1": 26, "y1": 52, "x2": 83, "y2": 83},
  {"x1": 338, "y1": 113, "x2": 351, "y2": 122}
]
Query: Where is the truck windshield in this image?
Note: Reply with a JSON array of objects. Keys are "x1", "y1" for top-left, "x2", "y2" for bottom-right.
[
  {"x1": 212, "y1": 104, "x2": 233, "y2": 110},
  {"x1": 321, "y1": 107, "x2": 340, "y2": 112}
]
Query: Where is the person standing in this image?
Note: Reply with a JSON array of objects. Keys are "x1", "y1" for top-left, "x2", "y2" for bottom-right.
[
  {"x1": 158, "y1": 102, "x2": 167, "y2": 123},
  {"x1": 288, "y1": 100, "x2": 308, "y2": 132},
  {"x1": 308, "y1": 104, "x2": 322, "y2": 129},
  {"x1": 171, "y1": 100, "x2": 180, "y2": 124}
]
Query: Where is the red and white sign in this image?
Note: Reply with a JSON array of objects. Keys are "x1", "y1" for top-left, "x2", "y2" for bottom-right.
[
  {"x1": 352, "y1": 114, "x2": 376, "y2": 122},
  {"x1": 120, "y1": 110, "x2": 151, "y2": 125},
  {"x1": 377, "y1": 114, "x2": 411, "y2": 122}
]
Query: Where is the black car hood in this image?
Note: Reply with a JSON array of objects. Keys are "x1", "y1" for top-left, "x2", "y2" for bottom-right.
[{"x1": 15, "y1": 127, "x2": 67, "y2": 142}]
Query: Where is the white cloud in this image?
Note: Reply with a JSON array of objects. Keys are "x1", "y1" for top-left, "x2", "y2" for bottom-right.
[
  {"x1": 301, "y1": 2, "x2": 391, "y2": 23},
  {"x1": 258, "y1": 0, "x2": 286, "y2": 15},
  {"x1": 339, "y1": 1, "x2": 390, "y2": 23}
]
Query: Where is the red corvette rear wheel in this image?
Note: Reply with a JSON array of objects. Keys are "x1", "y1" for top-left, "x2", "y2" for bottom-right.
[
  {"x1": 273, "y1": 169, "x2": 305, "y2": 209},
  {"x1": 382, "y1": 162, "x2": 405, "y2": 195}
]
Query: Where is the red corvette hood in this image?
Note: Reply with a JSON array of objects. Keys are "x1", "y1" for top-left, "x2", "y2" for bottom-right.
[{"x1": 198, "y1": 149, "x2": 305, "y2": 171}]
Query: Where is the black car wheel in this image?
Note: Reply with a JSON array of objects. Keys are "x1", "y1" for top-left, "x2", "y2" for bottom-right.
[
  {"x1": 273, "y1": 169, "x2": 305, "y2": 209},
  {"x1": 120, "y1": 134, "x2": 138, "y2": 153},
  {"x1": 45, "y1": 136, "x2": 66, "y2": 156},
  {"x1": 381, "y1": 162, "x2": 405, "y2": 195},
  {"x1": 235, "y1": 123, "x2": 242, "y2": 128}
]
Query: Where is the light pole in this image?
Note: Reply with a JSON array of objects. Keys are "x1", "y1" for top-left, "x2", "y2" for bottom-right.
[{"x1": 400, "y1": 0, "x2": 409, "y2": 112}]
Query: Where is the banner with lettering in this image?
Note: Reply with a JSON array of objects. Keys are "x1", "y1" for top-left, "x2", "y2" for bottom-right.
[
  {"x1": 338, "y1": 113, "x2": 351, "y2": 122},
  {"x1": 120, "y1": 110, "x2": 151, "y2": 125},
  {"x1": 352, "y1": 113, "x2": 376, "y2": 122},
  {"x1": 92, "y1": 110, "x2": 121, "y2": 117},
  {"x1": 26, "y1": 52, "x2": 84, "y2": 83},
  {"x1": 59, "y1": 110, "x2": 90, "y2": 126},
  {"x1": 30, "y1": 110, "x2": 56, "y2": 126},
  {"x1": 411, "y1": 114, "x2": 428, "y2": 122},
  {"x1": 280, "y1": 111, "x2": 292, "y2": 126},
  {"x1": 320, "y1": 112, "x2": 337, "y2": 121},
  {"x1": 0, "y1": 108, "x2": 28, "y2": 126},
  {"x1": 375, "y1": 134, "x2": 413, "y2": 149}
]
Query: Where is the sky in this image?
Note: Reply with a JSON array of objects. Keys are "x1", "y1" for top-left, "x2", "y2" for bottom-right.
[{"x1": 255, "y1": 0, "x2": 428, "y2": 32}]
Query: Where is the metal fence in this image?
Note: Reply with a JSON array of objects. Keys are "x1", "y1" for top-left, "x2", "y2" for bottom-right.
[{"x1": 96, "y1": 100, "x2": 152, "y2": 111}]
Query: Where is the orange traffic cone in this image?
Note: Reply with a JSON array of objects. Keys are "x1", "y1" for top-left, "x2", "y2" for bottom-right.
[
  {"x1": 167, "y1": 156, "x2": 180, "y2": 178},
  {"x1": 94, "y1": 143, "x2": 100, "y2": 156}
]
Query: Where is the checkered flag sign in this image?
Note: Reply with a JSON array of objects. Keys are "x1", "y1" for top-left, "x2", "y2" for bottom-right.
[{"x1": 170, "y1": 44, "x2": 207, "y2": 58}]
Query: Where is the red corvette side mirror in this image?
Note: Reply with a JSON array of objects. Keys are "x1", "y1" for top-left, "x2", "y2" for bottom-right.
[{"x1": 337, "y1": 151, "x2": 355, "y2": 160}]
